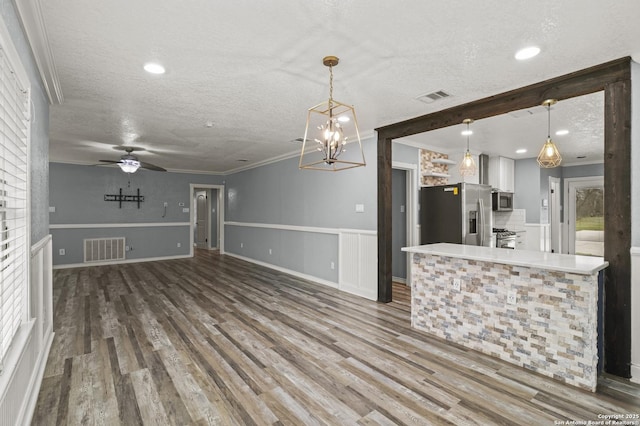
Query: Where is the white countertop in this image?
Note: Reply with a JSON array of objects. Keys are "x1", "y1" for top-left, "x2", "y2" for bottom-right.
[{"x1": 402, "y1": 243, "x2": 608, "y2": 275}]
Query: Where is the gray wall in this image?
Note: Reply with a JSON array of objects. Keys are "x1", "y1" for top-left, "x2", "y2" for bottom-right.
[
  {"x1": 514, "y1": 158, "x2": 541, "y2": 222},
  {"x1": 49, "y1": 162, "x2": 223, "y2": 265},
  {"x1": 392, "y1": 168, "x2": 407, "y2": 279},
  {"x1": 224, "y1": 138, "x2": 377, "y2": 283},
  {"x1": 515, "y1": 158, "x2": 604, "y2": 224},
  {"x1": 392, "y1": 142, "x2": 420, "y2": 165},
  {"x1": 1, "y1": 0, "x2": 50, "y2": 242}
]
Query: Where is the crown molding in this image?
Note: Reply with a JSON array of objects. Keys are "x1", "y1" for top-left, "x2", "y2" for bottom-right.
[{"x1": 13, "y1": 0, "x2": 63, "y2": 104}]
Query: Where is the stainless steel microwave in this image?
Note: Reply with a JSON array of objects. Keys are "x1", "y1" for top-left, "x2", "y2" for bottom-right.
[{"x1": 492, "y1": 191, "x2": 513, "y2": 211}]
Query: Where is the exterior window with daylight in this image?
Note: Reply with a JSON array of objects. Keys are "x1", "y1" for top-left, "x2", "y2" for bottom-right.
[{"x1": 0, "y1": 39, "x2": 31, "y2": 368}]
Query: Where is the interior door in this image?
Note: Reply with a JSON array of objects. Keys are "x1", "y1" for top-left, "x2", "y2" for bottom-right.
[
  {"x1": 566, "y1": 177, "x2": 604, "y2": 256},
  {"x1": 195, "y1": 191, "x2": 208, "y2": 248}
]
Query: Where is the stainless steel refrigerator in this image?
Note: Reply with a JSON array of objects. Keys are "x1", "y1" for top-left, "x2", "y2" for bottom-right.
[{"x1": 420, "y1": 183, "x2": 493, "y2": 246}]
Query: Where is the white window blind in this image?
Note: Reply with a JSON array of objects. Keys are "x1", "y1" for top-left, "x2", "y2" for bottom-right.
[{"x1": 0, "y1": 44, "x2": 30, "y2": 367}]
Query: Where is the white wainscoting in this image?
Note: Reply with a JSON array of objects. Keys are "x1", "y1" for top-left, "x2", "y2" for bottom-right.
[
  {"x1": 631, "y1": 247, "x2": 640, "y2": 384},
  {"x1": 339, "y1": 230, "x2": 378, "y2": 301},
  {"x1": 0, "y1": 235, "x2": 54, "y2": 425},
  {"x1": 225, "y1": 222, "x2": 378, "y2": 301}
]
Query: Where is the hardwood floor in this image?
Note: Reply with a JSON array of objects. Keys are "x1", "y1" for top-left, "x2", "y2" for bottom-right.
[{"x1": 33, "y1": 250, "x2": 640, "y2": 425}]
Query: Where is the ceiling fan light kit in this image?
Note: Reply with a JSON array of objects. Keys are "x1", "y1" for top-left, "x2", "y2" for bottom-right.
[
  {"x1": 299, "y1": 56, "x2": 366, "y2": 171},
  {"x1": 537, "y1": 99, "x2": 563, "y2": 168},
  {"x1": 99, "y1": 146, "x2": 167, "y2": 173}
]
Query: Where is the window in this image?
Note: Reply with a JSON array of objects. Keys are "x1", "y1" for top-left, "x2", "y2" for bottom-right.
[{"x1": 0, "y1": 31, "x2": 30, "y2": 368}]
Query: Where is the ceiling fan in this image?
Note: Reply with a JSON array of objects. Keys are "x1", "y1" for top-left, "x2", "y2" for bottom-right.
[{"x1": 98, "y1": 146, "x2": 167, "y2": 173}]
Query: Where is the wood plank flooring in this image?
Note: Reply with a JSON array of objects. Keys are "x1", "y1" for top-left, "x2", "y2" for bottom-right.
[{"x1": 33, "y1": 250, "x2": 640, "y2": 425}]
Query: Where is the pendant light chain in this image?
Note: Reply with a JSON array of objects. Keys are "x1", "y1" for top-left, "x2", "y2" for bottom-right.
[{"x1": 547, "y1": 102, "x2": 551, "y2": 138}]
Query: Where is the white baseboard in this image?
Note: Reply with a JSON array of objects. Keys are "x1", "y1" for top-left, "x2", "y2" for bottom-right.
[
  {"x1": 631, "y1": 364, "x2": 640, "y2": 384},
  {"x1": 631, "y1": 247, "x2": 640, "y2": 383},
  {"x1": 224, "y1": 252, "x2": 339, "y2": 290},
  {"x1": 53, "y1": 254, "x2": 192, "y2": 269}
]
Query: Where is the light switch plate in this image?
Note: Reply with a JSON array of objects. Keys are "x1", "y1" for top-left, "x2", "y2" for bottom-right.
[
  {"x1": 182, "y1": 207, "x2": 189, "y2": 213},
  {"x1": 49, "y1": 206, "x2": 56, "y2": 213},
  {"x1": 355, "y1": 204, "x2": 365, "y2": 213}
]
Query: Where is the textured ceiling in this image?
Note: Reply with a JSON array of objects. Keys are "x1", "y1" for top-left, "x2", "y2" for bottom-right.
[{"x1": 38, "y1": 1, "x2": 640, "y2": 173}]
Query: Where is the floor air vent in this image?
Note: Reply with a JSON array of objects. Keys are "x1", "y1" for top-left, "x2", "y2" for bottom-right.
[{"x1": 84, "y1": 237, "x2": 125, "y2": 263}]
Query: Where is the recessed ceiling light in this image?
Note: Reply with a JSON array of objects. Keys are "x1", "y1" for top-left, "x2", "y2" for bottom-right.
[
  {"x1": 337, "y1": 116, "x2": 350, "y2": 123},
  {"x1": 515, "y1": 46, "x2": 540, "y2": 60},
  {"x1": 555, "y1": 129, "x2": 569, "y2": 136},
  {"x1": 144, "y1": 62, "x2": 165, "y2": 74},
  {"x1": 516, "y1": 149, "x2": 527, "y2": 154},
  {"x1": 461, "y1": 130, "x2": 473, "y2": 136}
]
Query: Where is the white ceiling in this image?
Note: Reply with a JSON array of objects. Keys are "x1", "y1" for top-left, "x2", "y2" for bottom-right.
[{"x1": 36, "y1": 1, "x2": 640, "y2": 173}]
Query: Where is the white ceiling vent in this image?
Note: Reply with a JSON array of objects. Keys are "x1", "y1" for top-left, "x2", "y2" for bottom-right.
[{"x1": 416, "y1": 90, "x2": 452, "y2": 104}]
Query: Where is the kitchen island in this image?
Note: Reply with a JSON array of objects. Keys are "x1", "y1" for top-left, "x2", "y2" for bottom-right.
[{"x1": 401, "y1": 243, "x2": 608, "y2": 391}]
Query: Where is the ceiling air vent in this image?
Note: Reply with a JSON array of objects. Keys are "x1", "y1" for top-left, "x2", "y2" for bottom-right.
[{"x1": 416, "y1": 90, "x2": 451, "y2": 104}]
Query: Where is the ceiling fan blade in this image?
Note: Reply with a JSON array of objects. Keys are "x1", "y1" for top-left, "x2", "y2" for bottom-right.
[
  {"x1": 98, "y1": 159, "x2": 121, "y2": 164},
  {"x1": 139, "y1": 161, "x2": 167, "y2": 172}
]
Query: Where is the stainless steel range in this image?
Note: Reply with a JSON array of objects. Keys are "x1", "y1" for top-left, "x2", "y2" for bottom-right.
[{"x1": 493, "y1": 228, "x2": 516, "y2": 249}]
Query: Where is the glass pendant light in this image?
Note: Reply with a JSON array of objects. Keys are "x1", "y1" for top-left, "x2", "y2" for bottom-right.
[
  {"x1": 537, "y1": 99, "x2": 562, "y2": 168},
  {"x1": 458, "y1": 118, "x2": 477, "y2": 177},
  {"x1": 299, "y1": 56, "x2": 365, "y2": 171}
]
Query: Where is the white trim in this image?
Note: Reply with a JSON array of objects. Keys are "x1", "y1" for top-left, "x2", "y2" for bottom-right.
[
  {"x1": 631, "y1": 247, "x2": 640, "y2": 384},
  {"x1": 20, "y1": 327, "x2": 53, "y2": 425},
  {"x1": 393, "y1": 161, "x2": 419, "y2": 288},
  {"x1": 52, "y1": 254, "x2": 191, "y2": 269},
  {"x1": 30, "y1": 234, "x2": 52, "y2": 255},
  {"x1": 225, "y1": 221, "x2": 376, "y2": 237},
  {"x1": 13, "y1": 0, "x2": 63, "y2": 104},
  {"x1": 564, "y1": 176, "x2": 604, "y2": 255},
  {"x1": 224, "y1": 252, "x2": 339, "y2": 290},
  {"x1": 190, "y1": 184, "x2": 225, "y2": 256},
  {"x1": 226, "y1": 221, "x2": 339, "y2": 235},
  {"x1": 49, "y1": 222, "x2": 190, "y2": 229}
]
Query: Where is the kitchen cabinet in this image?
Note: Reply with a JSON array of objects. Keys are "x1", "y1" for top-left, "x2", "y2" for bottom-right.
[
  {"x1": 489, "y1": 156, "x2": 515, "y2": 192},
  {"x1": 515, "y1": 231, "x2": 526, "y2": 249}
]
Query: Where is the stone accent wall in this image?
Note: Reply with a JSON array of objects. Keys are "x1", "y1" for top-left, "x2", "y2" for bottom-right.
[
  {"x1": 420, "y1": 149, "x2": 450, "y2": 186},
  {"x1": 411, "y1": 253, "x2": 599, "y2": 391}
]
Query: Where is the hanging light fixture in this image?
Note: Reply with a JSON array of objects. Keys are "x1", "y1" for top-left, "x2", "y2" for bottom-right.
[
  {"x1": 537, "y1": 99, "x2": 562, "y2": 168},
  {"x1": 118, "y1": 159, "x2": 140, "y2": 174},
  {"x1": 299, "y1": 56, "x2": 365, "y2": 171},
  {"x1": 458, "y1": 118, "x2": 477, "y2": 177}
]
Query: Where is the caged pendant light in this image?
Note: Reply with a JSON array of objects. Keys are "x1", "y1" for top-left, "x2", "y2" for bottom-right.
[
  {"x1": 458, "y1": 118, "x2": 477, "y2": 177},
  {"x1": 299, "y1": 56, "x2": 365, "y2": 171},
  {"x1": 537, "y1": 99, "x2": 562, "y2": 168}
]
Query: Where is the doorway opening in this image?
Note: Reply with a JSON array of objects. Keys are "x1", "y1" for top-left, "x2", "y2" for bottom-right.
[
  {"x1": 564, "y1": 177, "x2": 604, "y2": 256},
  {"x1": 565, "y1": 176, "x2": 604, "y2": 257},
  {"x1": 391, "y1": 161, "x2": 418, "y2": 304},
  {"x1": 190, "y1": 184, "x2": 225, "y2": 256}
]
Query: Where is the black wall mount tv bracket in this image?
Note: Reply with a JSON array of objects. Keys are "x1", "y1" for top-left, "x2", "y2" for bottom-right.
[{"x1": 104, "y1": 188, "x2": 144, "y2": 208}]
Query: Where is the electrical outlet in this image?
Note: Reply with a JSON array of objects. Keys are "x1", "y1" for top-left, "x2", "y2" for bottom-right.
[
  {"x1": 268, "y1": 248, "x2": 272, "y2": 255},
  {"x1": 240, "y1": 242, "x2": 244, "y2": 248},
  {"x1": 177, "y1": 242, "x2": 181, "y2": 248},
  {"x1": 507, "y1": 290, "x2": 517, "y2": 305},
  {"x1": 125, "y1": 245, "x2": 131, "y2": 251},
  {"x1": 330, "y1": 261, "x2": 335, "y2": 270},
  {"x1": 452, "y1": 278, "x2": 461, "y2": 291},
  {"x1": 58, "y1": 248, "x2": 65, "y2": 256},
  {"x1": 163, "y1": 202, "x2": 168, "y2": 207}
]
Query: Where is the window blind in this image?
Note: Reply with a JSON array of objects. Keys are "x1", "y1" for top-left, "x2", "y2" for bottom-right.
[{"x1": 0, "y1": 46, "x2": 30, "y2": 368}]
